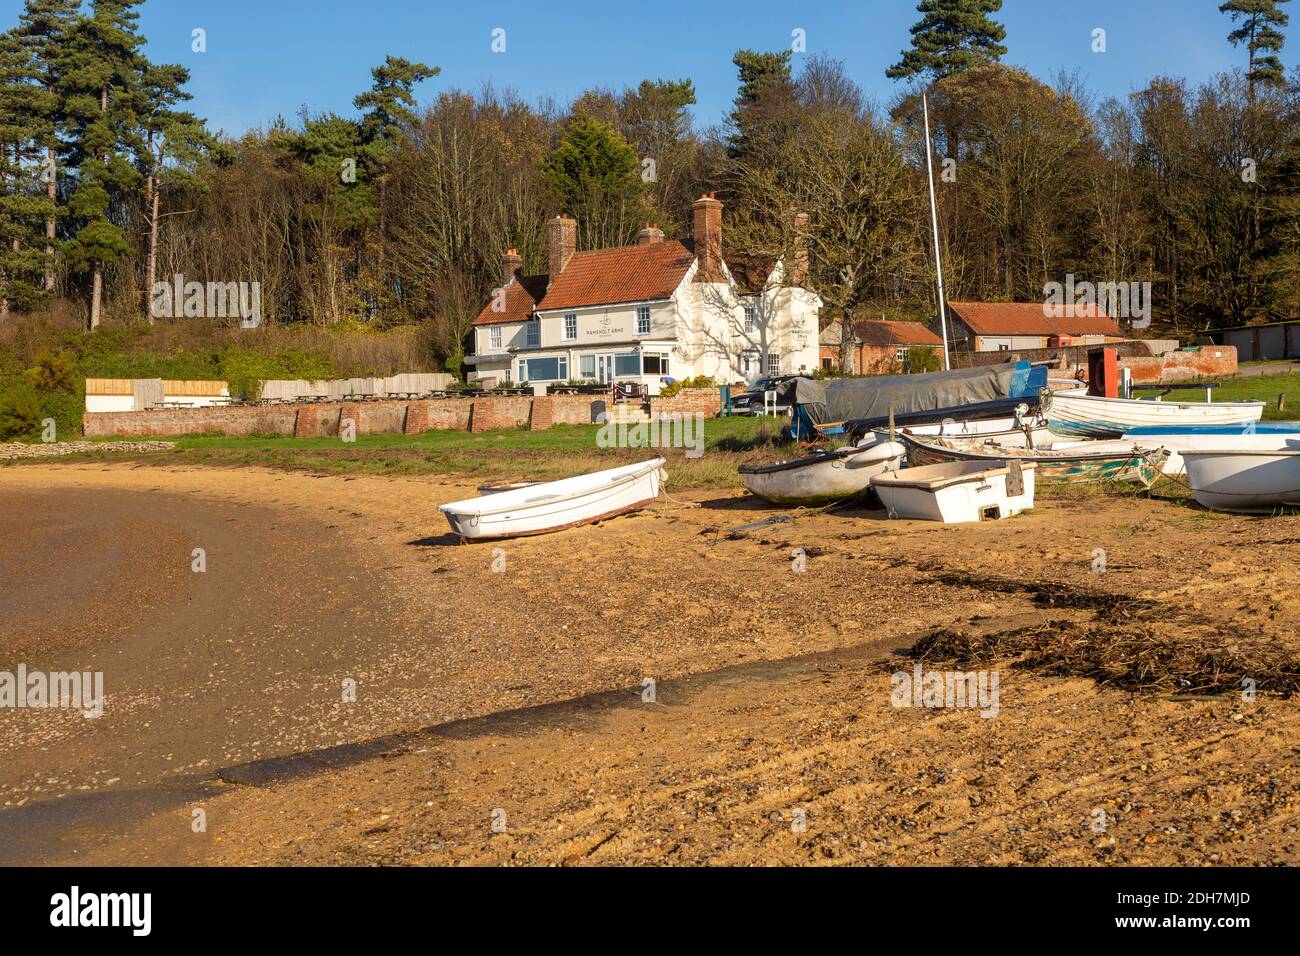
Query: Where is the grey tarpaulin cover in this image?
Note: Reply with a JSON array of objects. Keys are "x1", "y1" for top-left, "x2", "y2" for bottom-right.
[{"x1": 781, "y1": 363, "x2": 1018, "y2": 425}]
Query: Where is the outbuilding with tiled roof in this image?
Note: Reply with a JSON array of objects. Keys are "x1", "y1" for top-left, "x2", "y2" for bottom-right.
[{"x1": 943, "y1": 301, "x2": 1125, "y2": 352}]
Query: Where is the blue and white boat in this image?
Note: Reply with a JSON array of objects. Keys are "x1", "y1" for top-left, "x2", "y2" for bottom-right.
[
  {"x1": 1044, "y1": 388, "x2": 1264, "y2": 439},
  {"x1": 1124, "y1": 422, "x2": 1300, "y2": 436}
]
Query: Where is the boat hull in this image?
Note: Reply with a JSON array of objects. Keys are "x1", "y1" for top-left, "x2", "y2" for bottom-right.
[
  {"x1": 1045, "y1": 390, "x2": 1264, "y2": 439},
  {"x1": 1181, "y1": 449, "x2": 1300, "y2": 512},
  {"x1": 740, "y1": 440, "x2": 904, "y2": 506},
  {"x1": 901, "y1": 433, "x2": 1169, "y2": 487},
  {"x1": 879, "y1": 420, "x2": 1053, "y2": 449},
  {"x1": 439, "y1": 458, "x2": 665, "y2": 540},
  {"x1": 1104, "y1": 432, "x2": 1300, "y2": 478},
  {"x1": 871, "y1": 460, "x2": 1036, "y2": 523}
]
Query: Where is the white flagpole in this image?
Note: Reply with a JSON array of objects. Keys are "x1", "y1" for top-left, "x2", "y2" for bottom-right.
[{"x1": 922, "y1": 91, "x2": 951, "y2": 371}]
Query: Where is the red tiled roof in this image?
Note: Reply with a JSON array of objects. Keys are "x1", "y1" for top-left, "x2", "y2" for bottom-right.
[
  {"x1": 537, "y1": 240, "x2": 695, "y2": 312},
  {"x1": 852, "y1": 318, "x2": 944, "y2": 348},
  {"x1": 472, "y1": 274, "x2": 548, "y2": 326},
  {"x1": 473, "y1": 241, "x2": 696, "y2": 325},
  {"x1": 946, "y1": 301, "x2": 1124, "y2": 337}
]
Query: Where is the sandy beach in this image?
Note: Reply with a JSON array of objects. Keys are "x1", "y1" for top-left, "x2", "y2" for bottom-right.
[{"x1": 2, "y1": 460, "x2": 1298, "y2": 865}]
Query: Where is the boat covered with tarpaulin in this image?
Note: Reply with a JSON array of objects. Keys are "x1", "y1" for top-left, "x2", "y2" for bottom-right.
[{"x1": 785, "y1": 362, "x2": 1047, "y2": 440}]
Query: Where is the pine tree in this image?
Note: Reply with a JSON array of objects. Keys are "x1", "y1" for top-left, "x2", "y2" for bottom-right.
[
  {"x1": 353, "y1": 56, "x2": 437, "y2": 300},
  {"x1": 727, "y1": 49, "x2": 795, "y2": 160},
  {"x1": 540, "y1": 119, "x2": 648, "y2": 249},
  {"x1": 0, "y1": 28, "x2": 47, "y2": 314},
  {"x1": 16, "y1": 0, "x2": 80, "y2": 294},
  {"x1": 1220, "y1": 0, "x2": 1292, "y2": 97},
  {"x1": 56, "y1": 0, "x2": 145, "y2": 330},
  {"x1": 886, "y1": 0, "x2": 1008, "y2": 81}
]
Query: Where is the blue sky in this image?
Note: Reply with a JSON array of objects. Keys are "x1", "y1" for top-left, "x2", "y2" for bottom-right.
[{"x1": 1, "y1": 0, "x2": 1289, "y2": 136}]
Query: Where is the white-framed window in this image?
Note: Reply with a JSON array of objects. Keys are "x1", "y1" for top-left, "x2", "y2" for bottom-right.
[
  {"x1": 636, "y1": 306, "x2": 650, "y2": 335},
  {"x1": 489, "y1": 326, "x2": 502, "y2": 349},
  {"x1": 614, "y1": 352, "x2": 641, "y2": 377},
  {"x1": 564, "y1": 314, "x2": 577, "y2": 340},
  {"x1": 643, "y1": 352, "x2": 670, "y2": 375},
  {"x1": 767, "y1": 351, "x2": 780, "y2": 376},
  {"x1": 579, "y1": 355, "x2": 596, "y2": 379},
  {"x1": 743, "y1": 303, "x2": 757, "y2": 334},
  {"x1": 895, "y1": 346, "x2": 909, "y2": 363},
  {"x1": 526, "y1": 319, "x2": 540, "y2": 347},
  {"x1": 519, "y1": 356, "x2": 567, "y2": 381}
]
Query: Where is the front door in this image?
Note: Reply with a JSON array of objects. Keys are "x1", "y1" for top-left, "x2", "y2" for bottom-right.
[{"x1": 596, "y1": 354, "x2": 614, "y2": 383}]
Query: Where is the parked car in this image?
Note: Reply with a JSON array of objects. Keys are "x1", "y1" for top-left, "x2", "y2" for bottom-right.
[{"x1": 729, "y1": 375, "x2": 799, "y2": 415}]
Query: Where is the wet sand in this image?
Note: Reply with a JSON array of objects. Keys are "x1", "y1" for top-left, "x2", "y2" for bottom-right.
[{"x1": 1, "y1": 462, "x2": 1298, "y2": 865}]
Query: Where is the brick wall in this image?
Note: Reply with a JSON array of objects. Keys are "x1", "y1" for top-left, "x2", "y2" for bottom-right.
[
  {"x1": 649, "y1": 387, "x2": 722, "y2": 418},
  {"x1": 84, "y1": 393, "x2": 610, "y2": 438},
  {"x1": 1120, "y1": 345, "x2": 1237, "y2": 384},
  {"x1": 84, "y1": 405, "x2": 299, "y2": 437}
]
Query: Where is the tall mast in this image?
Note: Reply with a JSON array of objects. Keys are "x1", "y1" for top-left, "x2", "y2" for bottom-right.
[{"x1": 922, "y1": 91, "x2": 951, "y2": 371}]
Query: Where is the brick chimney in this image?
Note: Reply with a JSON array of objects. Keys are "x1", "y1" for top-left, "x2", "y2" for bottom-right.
[
  {"x1": 691, "y1": 193, "x2": 724, "y2": 283},
  {"x1": 502, "y1": 248, "x2": 523, "y2": 285},
  {"x1": 636, "y1": 223, "x2": 665, "y2": 246},
  {"x1": 548, "y1": 214, "x2": 576, "y2": 283},
  {"x1": 787, "y1": 208, "x2": 810, "y2": 287}
]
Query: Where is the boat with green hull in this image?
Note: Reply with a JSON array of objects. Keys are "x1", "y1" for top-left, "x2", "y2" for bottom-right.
[{"x1": 898, "y1": 432, "x2": 1169, "y2": 488}]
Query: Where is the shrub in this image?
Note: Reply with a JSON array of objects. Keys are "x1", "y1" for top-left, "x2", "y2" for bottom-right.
[
  {"x1": 659, "y1": 375, "x2": 715, "y2": 398},
  {"x1": 0, "y1": 382, "x2": 45, "y2": 441},
  {"x1": 908, "y1": 346, "x2": 941, "y2": 373}
]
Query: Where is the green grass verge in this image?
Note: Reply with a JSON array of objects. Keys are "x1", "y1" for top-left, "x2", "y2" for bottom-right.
[
  {"x1": 11, "y1": 416, "x2": 794, "y2": 489},
  {"x1": 1156, "y1": 371, "x2": 1300, "y2": 419}
]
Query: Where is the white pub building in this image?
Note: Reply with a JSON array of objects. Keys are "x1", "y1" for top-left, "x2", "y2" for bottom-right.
[{"x1": 466, "y1": 195, "x2": 820, "y2": 395}]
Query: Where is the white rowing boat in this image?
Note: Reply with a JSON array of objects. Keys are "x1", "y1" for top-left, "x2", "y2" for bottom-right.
[
  {"x1": 1044, "y1": 388, "x2": 1264, "y2": 439},
  {"x1": 439, "y1": 458, "x2": 665, "y2": 540},
  {"x1": 878, "y1": 419, "x2": 1055, "y2": 449},
  {"x1": 739, "y1": 438, "x2": 904, "y2": 506},
  {"x1": 871, "y1": 460, "x2": 1036, "y2": 523},
  {"x1": 1181, "y1": 445, "x2": 1300, "y2": 512}
]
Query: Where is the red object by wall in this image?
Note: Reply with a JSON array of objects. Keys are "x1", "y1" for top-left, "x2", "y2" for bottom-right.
[{"x1": 1087, "y1": 347, "x2": 1119, "y2": 397}]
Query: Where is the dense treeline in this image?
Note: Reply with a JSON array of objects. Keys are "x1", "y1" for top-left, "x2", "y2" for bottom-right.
[{"x1": 1, "y1": 0, "x2": 1298, "y2": 375}]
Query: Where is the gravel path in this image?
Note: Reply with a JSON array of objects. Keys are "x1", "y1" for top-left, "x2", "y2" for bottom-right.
[{"x1": 0, "y1": 440, "x2": 174, "y2": 459}]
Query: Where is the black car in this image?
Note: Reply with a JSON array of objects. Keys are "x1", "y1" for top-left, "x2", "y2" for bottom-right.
[{"x1": 728, "y1": 375, "x2": 799, "y2": 415}]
